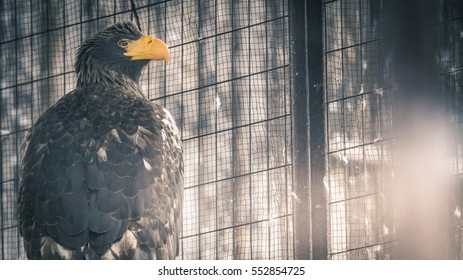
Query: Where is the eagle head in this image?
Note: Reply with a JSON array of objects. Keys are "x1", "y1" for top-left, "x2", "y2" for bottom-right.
[{"x1": 75, "y1": 22, "x2": 169, "y2": 86}]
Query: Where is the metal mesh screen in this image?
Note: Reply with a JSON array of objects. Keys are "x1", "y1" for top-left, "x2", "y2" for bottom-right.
[
  {"x1": 3, "y1": 0, "x2": 461, "y2": 261},
  {"x1": 0, "y1": 0, "x2": 292, "y2": 260},
  {"x1": 324, "y1": 0, "x2": 463, "y2": 259},
  {"x1": 324, "y1": 0, "x2": 398, "y2": 259}
]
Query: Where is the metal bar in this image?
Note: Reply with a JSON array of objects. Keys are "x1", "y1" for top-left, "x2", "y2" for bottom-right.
[
  {"x1": 113, "y1": 0, "x2": 117, "y2": 23},
  {"x1": 181, "y1": 214, "x2": 294, "y2": 240},
  {"x1": 163, "y1": 2, "x2": 167, "y2": 107},
  {"x1": 264, "y1": 0, "x2": 270, "y2": 260},
  {"x1": 29, "y1": 0, "x2": 34, "y2": 130},
  {"x1": 183, "y1": 164, "x2": 292, "y2": 191},
  {"x1": 323, "y1": 0, "x2": 332, "y2": 259},
  {"x1": 247, "y1": 0, "x2": 254, "y2": 259},
  {"x1": 330, "y1": 240, "x2": 398, "y2": 255},
  {"x1": 231, "y1": 0, "x2": 236, "y2": 257},
  {"x1": 328, "y1": 190, "x2": 390, "y2": 205},
  {"x1": 214, "y1": 0, "x2": 219, "y2": 260},
  {"x1": 0, "y1": 63, "x2": 289, "y2": 93},
  {"x1": 243, "y1": 0, "x2": 254, "y2": 259},
  {"x1": 359, "y1": 0, "x2": 368, "y2": 251},
  {"x1": 151, "y1": 64, "x2": 289, "y2": 101},
  {"x1": 306, "y1": 0, "x2": 327, "y2": 260},
  {"x1": 324, "y1": 37, "x2": 387, "y2": 55},
  {"x1": 146, "y1": 6, "x2": 151, "y2": 99},
  {"x1": 0, "y1": 225, "x2": 21, "y2": 231},
  {"x1": 289, "y1": 0, "x2": 327, "y2": 260},
  {"x1": 0, "y1": 11, "x2": 7, "y2": 260},
  {"x1": 339, "y1": 0, "x2": 348, "y2": 257},
  {"x1": 197, "y1": 0, "x2": 202, "y2": 260},
  {"x1": 282, "y1": 2, "x2": 291, "y2": 259},
  {"x1": 180, "y1": 0, "x2": 185, "y2": 260},
  {"x1": 179, "y1": 115, "x2": 291, "y2": 157},
  {"x1": 0, "y1": 13, "x2": 288, "y2": 48},
  {"x1": 289, "y1": 0, "x2": 310, "y2": 260}
]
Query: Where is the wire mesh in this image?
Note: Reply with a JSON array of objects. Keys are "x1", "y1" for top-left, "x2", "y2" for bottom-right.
[
  {"x1": 324, "y1": 0, "x2": 398, "y2": 260},
  {"x1": 0, "y1": 0, "x2": 292, "y2": 260},
  {"x1": 324, "y1": 0, "x2": 463, "y2": 259},
  {"x1": 3, "y1": 0, "x2": 461, "y2": 261}
]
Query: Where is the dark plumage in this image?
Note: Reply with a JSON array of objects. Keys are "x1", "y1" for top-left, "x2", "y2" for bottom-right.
[{"x1": 18, "y1": 22, "x2": 183, "y2": 260}]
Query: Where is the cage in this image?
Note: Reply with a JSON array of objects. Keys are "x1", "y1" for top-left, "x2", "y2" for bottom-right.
[{"x1": 0, "y1": 0, "x2": 462, "y2": 260}]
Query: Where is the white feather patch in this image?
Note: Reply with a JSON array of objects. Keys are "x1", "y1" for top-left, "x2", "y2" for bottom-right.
[
  {"x1": 143, "y1": 159, "x2": 152, "y2": 171},
  {"x1": 111, "y1": 128, "x2": 121, "y2": 142},
  {"x1": 97, "y1": 147, "x2": 107, "y2": 161}
]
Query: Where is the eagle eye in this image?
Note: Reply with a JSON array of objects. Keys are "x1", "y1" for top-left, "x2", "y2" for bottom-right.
[{"x1": 117, "y1": 39, "x2": 129, "y2": 48}]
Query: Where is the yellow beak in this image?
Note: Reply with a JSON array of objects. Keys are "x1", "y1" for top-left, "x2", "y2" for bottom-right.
[{"x1": 123, "y1": 35, "x2": 170, "y2": 64}]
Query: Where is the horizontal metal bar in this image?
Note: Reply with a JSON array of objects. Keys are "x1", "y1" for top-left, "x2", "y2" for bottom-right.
[
  {"x1": 0, "y1": 71, "x2": 74, "y2": 92},
  {"x1": 0, "y1": 178, "x2": 19, "y2": 185},
  {"x1": 324, "y1": 37, "x2": 388, "y2": 55},
  {"x1": 179, "y1": 213, "x2": 294, "y2": 240},
  {"x1": 150, "y1": 64, "x2": 290, "y2": 101},
  {"x1": 326, "y1": 136, "x2": 394, "y2": 155},
  {"x1": 168, "y1": 15, "x2": 289, "y2": 49},
  {"x1": 0, "y1": 0, "x2": 171, "y2": 45},
  {"x1": 183, "y1": 163, "x2": 292, "y2": 191},
  {"x1": 181, "y1": 113, "x2": 291, "y2": 142},
  {"x1": 0, "y1": 128, "x2": 30, "y2": 138},
  {"x1": 0, "y1": 224, "x2": 19, "y2": 231},
  {"x1": 329, "y1": 240, "x2": 398, "y2": 256},
  {"x1": 325, "y1": 86, "x2": 394, "y2": 104},
  {"x1": 328, "y1": 189, "x2": 393, "y2": 205}
]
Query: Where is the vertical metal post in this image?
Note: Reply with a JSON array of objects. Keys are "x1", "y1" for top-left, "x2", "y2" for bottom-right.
[
  {"x1": 307, "y1": 0, "x2": 327, "y2": 260},
  {"x1": 289, "y1": 0, "x2": 310, "y2": 260},
  {"x1": 290, "y1": 0, "x2": 327, "y2": 260}
]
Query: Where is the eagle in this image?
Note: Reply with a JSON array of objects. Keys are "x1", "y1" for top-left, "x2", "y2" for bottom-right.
[{"x1": 18, "y1": 22, "x2": 183, "y2": 260}]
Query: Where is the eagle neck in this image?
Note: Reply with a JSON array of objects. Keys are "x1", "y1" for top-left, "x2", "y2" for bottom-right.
[{"x1": 76, "y1": 68, "x2": 145, "y2": 98}]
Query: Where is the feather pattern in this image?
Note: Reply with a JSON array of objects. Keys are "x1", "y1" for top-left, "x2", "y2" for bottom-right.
[{"x1": 18, "y1": 22, "x2": 183, "y2": 260}]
